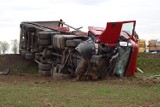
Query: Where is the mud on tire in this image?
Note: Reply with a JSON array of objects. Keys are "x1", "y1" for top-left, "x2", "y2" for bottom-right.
[
  {"x1": 39, "y1": 70, "x2": 51, "y2": 77},
  {"x1": 38, "y1": 63, "x2": 51, "y2": 71},
  {"x1": 25, "y1": 52, "x2": 34, "y2": 60},
  {"x1": 52, "y1": 73, "x2": 72, "y2": 79}
]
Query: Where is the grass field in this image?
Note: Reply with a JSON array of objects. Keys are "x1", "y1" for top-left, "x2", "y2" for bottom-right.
[
  {"x1": 0, "y1": 53, "x2": 160, "y2": 107},
  {"x1": 137, "y1": 53, "x2": 160, "y2": 76}
]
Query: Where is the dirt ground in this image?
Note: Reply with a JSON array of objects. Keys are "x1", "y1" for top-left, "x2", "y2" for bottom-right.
[
  {"x1": 0, "y1": 75, "x2": 159, "y2": 85},
  {"x1": 0, "y1": 74, "x2": 159, "y2": 86},
  {"x1": 0, "y1": 54, "x2": 38, "y2": 75}
]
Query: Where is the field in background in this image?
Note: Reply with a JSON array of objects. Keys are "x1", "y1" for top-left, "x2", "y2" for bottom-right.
[{"x1": 0, "y1": 53, "x2": 160, "y2": 107}]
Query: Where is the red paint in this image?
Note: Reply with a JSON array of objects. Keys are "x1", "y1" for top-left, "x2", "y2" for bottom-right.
[
  {"x1": 53, "y1": 27, "x2": 69, "y2": 31},
  {"x1": 100, "y1": 22, "x2": 122, "y2": 44},
  {"x1": 88, "y1": 26, "x2": 104, "y2": 40},
  {"x1": 88, "y1": 26, "x2": 104, "y2": 36}
]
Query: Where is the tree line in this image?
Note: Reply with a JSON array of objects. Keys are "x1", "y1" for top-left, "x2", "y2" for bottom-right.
[{"x1": 0, "y1": 39, "x2": 19, "y2": 54}]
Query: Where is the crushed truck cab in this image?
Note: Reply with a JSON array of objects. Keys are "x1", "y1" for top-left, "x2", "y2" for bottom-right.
[
  {"x1": 88, "y1": 21, "x2": 138, "y2": 77},
  {"x1": 19, "y1": 20, "x2": 138, "y2": 80}
]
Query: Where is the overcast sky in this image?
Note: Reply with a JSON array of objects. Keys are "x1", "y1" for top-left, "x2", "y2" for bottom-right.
[{"x1": 0, "y1": 0, "x2": 160, "y2": 43}]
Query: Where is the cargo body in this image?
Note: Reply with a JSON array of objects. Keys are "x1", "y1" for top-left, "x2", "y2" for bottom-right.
[{"x1": 19, "y1": 20, "x2": 138, "y2": 80}]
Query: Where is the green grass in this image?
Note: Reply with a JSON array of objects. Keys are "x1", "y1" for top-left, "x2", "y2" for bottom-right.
[
  {"x1": 0, "y1": 80, "x2": 159, "y2": 107},
  {"x1": 15, "y1": 64, "x2": 38, "y2": 74},
  {"x1": 137, "y1": 53, "x2": 160, "y2": 76},
  {"x1": 0, "y1": 53, "x2": 159, "y2": 107}
]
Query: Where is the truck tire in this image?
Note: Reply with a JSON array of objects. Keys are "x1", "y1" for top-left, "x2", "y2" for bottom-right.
[
  {"x1": 38, "y1": 38, "x2": 50, "y2": 46},
  {"x1": 25, "y1": 52, "x2": 34, "y2": 60},
  {"x1": 38, "y1": 32, "x2": 51, "y2": 39},
  {"x1": 21, "y1": 50, "x2": 27, "y2": 57},
  {"x1": 52, "y1": 64, "x2": 63, "y2": 73},
  {"x1": 52, "y1": 73, "x2": 72, "y2": 79},
  {"x1": 39, "y1": 70, "x2": 51, "y2": 77},
  {"x1": 38, "y1": 63, "x2": 51, "y2": 71},
  {"x1": 39, "y1": 57, "x2": 47, "y2": 64},
  {"x1": 38, "y1": 31, "x2": 57, "y2": 39},
  {"x1": 27, "y1": 26, "x2": 36, "y2": 32},
  {"x1": 66, "y1": 39, "x2": 82, "y2": 47}
]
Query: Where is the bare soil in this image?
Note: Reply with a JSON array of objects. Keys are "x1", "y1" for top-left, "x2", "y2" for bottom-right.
[{"x1": 0, "y1": 54, "x2": 38, "y2": 75}]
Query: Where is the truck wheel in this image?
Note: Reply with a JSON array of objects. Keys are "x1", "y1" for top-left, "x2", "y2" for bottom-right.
[
  {"x1": 52, "y1": 73, "x2": 72, "y2": 79},
  {"x1": 38, "y1": 32, "x2": 51, "y2": 39},
  {"x1": 66, "y1": 39, "x2": 82, "y2": 47},
  {"x1": 39, "y1": 57, "x2": 47, "y2": 64},
  {"x1": 25, "y1": 52, "x2": 34, "y2": 60},
  {"x1": 38, "y1": 63, "x2": 51, "y2": 71},
  {"x1": 53, "y1": 64, "x2": 63, "y2": 73},
  {"x1": 39, "y1": 70, "x2": 51, "y2": 77},
  {"x1": 38, "y1": 39, "x2": 50, "y2": 46},
  {"x1": 21, "y1": 50, "x2": 27, "y2": 57},
  {"x1": 27, "y1": 26, "x2": 36, "y2": 32}
]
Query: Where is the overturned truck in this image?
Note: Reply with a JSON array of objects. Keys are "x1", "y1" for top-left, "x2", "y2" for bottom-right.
[{"x1": 19, "y1": 20, "x2": 138, "y2": 80}]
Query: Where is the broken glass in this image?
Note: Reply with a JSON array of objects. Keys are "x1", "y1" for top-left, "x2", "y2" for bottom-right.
[{"x1": 114, "y1": 46, "x2": 132, "y2": 77}]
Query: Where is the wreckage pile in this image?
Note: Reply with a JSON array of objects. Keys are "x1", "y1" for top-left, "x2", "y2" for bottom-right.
[{"x1": 18, "y1": 20, "x2": 139, "y2": 80}]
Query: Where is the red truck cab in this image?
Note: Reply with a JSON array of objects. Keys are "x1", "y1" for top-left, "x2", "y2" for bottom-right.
[{"x1": 88, "y1": 21, "x2": 138, "y2": 77}]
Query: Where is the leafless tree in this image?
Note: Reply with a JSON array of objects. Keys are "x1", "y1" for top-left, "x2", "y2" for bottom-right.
[
  {"x1": 0, "y1": 41, "x2": 10, "y2": 54},
  {"x1": 11, "y1": 39, "x2": 19, "y2": 54}
]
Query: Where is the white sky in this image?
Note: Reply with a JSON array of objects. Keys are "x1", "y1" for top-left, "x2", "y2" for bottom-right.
[{"x1": 0, "y1": 0, "x2": 160, "y2": 43}]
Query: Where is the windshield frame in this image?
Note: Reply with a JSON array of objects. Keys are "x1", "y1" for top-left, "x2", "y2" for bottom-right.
[{"x1": 121, "y1": 21, "x2": 136, "y2": 39}]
